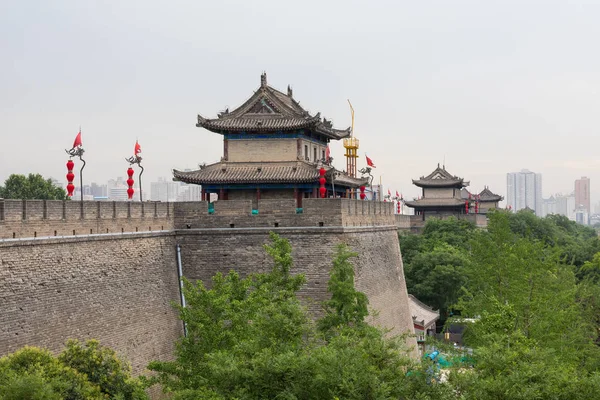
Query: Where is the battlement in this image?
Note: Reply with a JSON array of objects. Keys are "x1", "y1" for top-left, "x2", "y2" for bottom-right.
[
  {"x1": 0, "y1": 200, "x2": 174, "y2": 240},
  {"x1": 174, "y1": 198, "x2": 395, "y2": 230},
  {"x1": 0, "y1": 198, "x2": 396, "y2": 239}
]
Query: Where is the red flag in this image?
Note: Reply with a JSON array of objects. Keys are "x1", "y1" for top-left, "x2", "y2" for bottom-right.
[
  {"x1": 388, "y1": 189, "x2": 391, "y2": 196},
  {"x1": 134, "y1": 140, "x2": 141, "y2": 155},
  {"x1": 366, "y1": 155, "x2": 376, "y2": 168},
  {"x1": 396, "y1": 190, "x2": 400, "y2": 197},
  {"x1": 73, "y1": 130, "x2": 82, "y2": 148},
  {"x1": 325, "y1": 145, "x2": 330, "y2": 160}
]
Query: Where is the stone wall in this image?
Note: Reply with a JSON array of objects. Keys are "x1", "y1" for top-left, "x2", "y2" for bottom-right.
[
  {"x1": 0, "y1": 232, "x2": 182, "y2": 376},
  {"x1": 0, "y1": 198, "x2": 418, "y2": 389},
  {"x1": 0, "y1": 200, "x2": 174, "y2": 240},
  {"x1": 227, "y1": 138, "x2": 297, "y2": 162}
]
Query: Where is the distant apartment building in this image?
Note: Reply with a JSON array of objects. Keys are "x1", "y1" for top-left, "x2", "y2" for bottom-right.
[
  {"x1": 150, "y1": 177, "x2": 182, "y2": 202},
  {"x1": 574, "y1": 177, "x2": 590, "y2": 215},
  {"x1": 555, "y1": 193, "x2": 576, "y2": 221},
  {"x1": 506, "y1": 169, "x2": 543, "y2": 216},
  {"x1": 176, "y1": 184, "x2": 202, "y2": 202}
]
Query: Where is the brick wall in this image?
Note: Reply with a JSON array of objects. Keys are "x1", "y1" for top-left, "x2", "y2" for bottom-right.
[
  {"x1": 0, "y1": 232, "x2": 182, "y2": 377},
  {"x1": 176, "y1": 225, "x2": 416, "y2": 353},
  {"x1": 0, "y1": 200, "x2": 174, "y2": 239},
  {"x1": 228, "y1": 138, "x2": 297, "y2": 162},
  {"x1": 0, "y1": 197, "x2": 418, "y2": 389}
]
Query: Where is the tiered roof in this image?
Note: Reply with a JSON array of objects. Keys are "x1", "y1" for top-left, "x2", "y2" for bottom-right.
[
  {"x1": 412, "y1": 164, "x2": 468, "y2": 189},
  {"x1": 173, "y1": 161, "x2": 367, "y2": 187},
  {"x1": 478, "y1": 187, "x2": 503, "y2": 202},
  {"x1": 462, "y1": 187, "x2": 504, "y2": 202},
  {"x1": 196, "y1": 73, "x2": 352, "y2": 140},
  {"x1": 409, "y1": 294, "x2": 440, "y2": 329}
]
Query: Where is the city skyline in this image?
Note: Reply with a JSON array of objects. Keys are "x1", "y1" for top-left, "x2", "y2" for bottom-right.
[{"x1": 2, "y1": 1, "x2": 600, "y2": 205}]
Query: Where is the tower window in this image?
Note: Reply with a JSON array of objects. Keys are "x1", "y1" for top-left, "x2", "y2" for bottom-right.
[
  {"x1": 313, "y1": 147, "x2": 317, "y2": 161},
  {"x1": 304, "y1": 145, "x2": 308, "y2": 160}
]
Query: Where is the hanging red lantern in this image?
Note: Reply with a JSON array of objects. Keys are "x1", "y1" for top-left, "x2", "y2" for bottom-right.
[
  {"x1": 319, "y1": 187, "x2": 327, "y2": 198},
  {"x1": 359, "y1": 185, "x2": 366, "y2": 200},
  {"x1": 465, "y1": 200, "x2": 469, "y2": 213},
  {"x1": 397, "y1": 201, "x2": 401, "y2": 214},
  {"x1": 319, "y1": 177, "x2": 326, "y2": 186},
  {"x1": 127, "y1": 167, "x2": 135, "y2": 200},
  {"x1": 66, "y1": 159, "x2": 75, "y2": 197},
  {"x1": 360, "y1": 193, "x2": 366, "y2": 200},
  {"x1": 319, "y1": 167, "x2": 326, "y2": 177}
]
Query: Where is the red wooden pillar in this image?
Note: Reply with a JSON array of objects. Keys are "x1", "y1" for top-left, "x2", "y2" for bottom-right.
[
  {"x1": 313, "y1": 187, "x2": 317, "y2": 198},
  {"x1": 201, "y1": 188, "x2": 206, "y2": 201},
  {"x1": 219, "y1": 188, "x2": 225, "y2": 200},
  {"x1": 256, "y1": 188, "x2": 261, "y2": 201}
]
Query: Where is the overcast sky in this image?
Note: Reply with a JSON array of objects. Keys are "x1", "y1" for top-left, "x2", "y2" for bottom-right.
[{"x1": 2, "y1": 0, "x2": 600, "y2": 205}]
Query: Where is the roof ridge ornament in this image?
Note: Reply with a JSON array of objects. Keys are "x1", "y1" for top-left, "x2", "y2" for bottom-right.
[
  {"x1": 287, "y1": 85, "x2": 293, "y2": 98},
  {"x1": 261, "y1": 72, "x2": 267, "y2": 88}
]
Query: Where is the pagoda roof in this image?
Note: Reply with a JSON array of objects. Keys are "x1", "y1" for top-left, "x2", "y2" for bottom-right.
[
  {"x1": 462, "y1": 187, "x2": 503, "y2": 202},
  {"x1": 478, "y1": 187, "x2": 503, "y2": 202},
  {"x1": 412, "y1": 164, "x2": 468, "y2": 188},
  {"x1": 404, "y1": 198, "x2": 465, "y2": 208},
  {"x1": 173, "y1": 161, "x2": 366, "y2": 188},
  {"x1": 196, "y1": 73, "x2": 351, "y2": 140},
  {"x1": 409, "y1": 295, "x2": 440, "y2": 329}
]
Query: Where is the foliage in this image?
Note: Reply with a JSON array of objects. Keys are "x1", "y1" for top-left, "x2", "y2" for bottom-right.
[
  {"x1": 0, "y1": 342, "x2": 147, "y2": 400},
  {"x1": 0, "y1": 173, "x2": 67, "y2": 200},
  {"x1": 400, "y1": 217, "x2": 475, "y2": 323},
  {"x1": 318, "y1": 244, "x2": 368, "y2": 333},
  {"x1": 59, "y1": 339, "x2": 148, "y2": 400},
  {"x1": 147, "y1": 233, "x2": 424, "y2": 399},
  {"x1": 0, "y1": 346, "x2": 103, "y2": 400}
]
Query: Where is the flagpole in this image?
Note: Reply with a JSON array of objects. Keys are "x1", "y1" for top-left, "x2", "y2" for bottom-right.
[{"x1": 139, "y1": 164, "x2": 144, "y2": 202}]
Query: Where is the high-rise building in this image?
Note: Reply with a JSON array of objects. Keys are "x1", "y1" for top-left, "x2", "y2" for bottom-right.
[
  {"x1": 574, "y1": 177, "x2": 590, "y2": 215},
  {"x1": 506, "y1": 169, "x2": 543, "y2": 216},
  {"x1": 555, "y1": 193, "x2": 576, "y2": 221},
  {"x1": 150, "y1": 177, "x2": 181, "y2": 202}
]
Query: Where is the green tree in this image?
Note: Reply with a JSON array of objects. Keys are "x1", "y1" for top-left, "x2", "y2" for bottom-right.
[
  {"x1": 0, "y1": 173, "x2": 67, "y2": 200},
  {"x1": 147, "y1": 233, "x2": 427, "y2": 400},
  {"x1": 59, "y1": 339, "x2": 148, "y2": 400},
  {"x1": 0, "y1": 346, "x2": 103, "y2": 400}
]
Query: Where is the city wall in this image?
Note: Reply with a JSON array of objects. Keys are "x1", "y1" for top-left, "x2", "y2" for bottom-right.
[
  {"x1": 0, "y1": 198, "x2": 417, "y2": 394},
  {"x1": 0, "y1": 232, "x2": 182, "y2": 376},
  {"x1": 0, "y1": 200, "x2": 174, "y2": 239}
]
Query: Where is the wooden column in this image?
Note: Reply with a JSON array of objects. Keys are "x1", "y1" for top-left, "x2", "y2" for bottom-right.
[
  {"x1": 219, "y1": 188, "x2": 224, "y2": 200},
  {"x1": 256, "y1": 188, "x2": 261, "y2": 201},
  {"x1": 201, "y1": 188, "x2": 206, "y2": 201}
]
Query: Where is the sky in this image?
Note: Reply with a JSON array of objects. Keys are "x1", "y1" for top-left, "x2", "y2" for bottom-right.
[{"x1": 2, "y1": 0, "x2": 600, "y2": 206}]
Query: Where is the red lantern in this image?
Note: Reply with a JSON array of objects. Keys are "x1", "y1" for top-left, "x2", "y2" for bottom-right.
[
  {"x1": 465, "y1": 201, "x2": 469, "y2": 213},
  {"x1": 319, "y1": 167, "x2": 326, "y2": 176},
  {"x1": 319, "y1": 177, "x2": 326, "y2": 186},
  {"x1": 319, "y1": 187, "x2": 327, "y2": 198},
  {"x1": 127, "y1": 167, "x2": 135, "y2": 200},
  {"x1": 397, "y1": 201, "x2": 401, "y2": 214},
  {"x1": 359, "y1": 185, "x2": 366, "y2": 200},
  {"x1": 66, "y1": 159, "x2": 75, "y2": 197}
]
